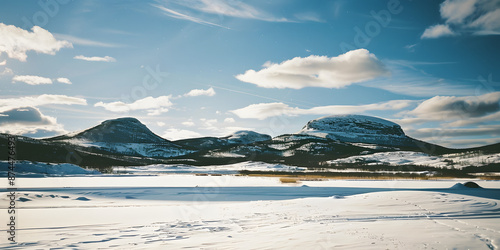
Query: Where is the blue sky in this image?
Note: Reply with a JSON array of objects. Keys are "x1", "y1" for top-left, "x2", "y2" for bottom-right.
[{"x1": 1, "y1": 0, "x2": 500, "y2": 148}]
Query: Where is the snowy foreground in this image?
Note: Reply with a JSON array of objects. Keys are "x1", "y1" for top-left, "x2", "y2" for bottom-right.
[{"x1": 1, "y1": 174, "x2": 500, "y2": 249}]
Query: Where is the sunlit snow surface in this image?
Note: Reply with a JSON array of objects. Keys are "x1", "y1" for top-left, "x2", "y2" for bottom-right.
[
  {"x1": 1, "y1": 166, "x2": 499, "y2": 249},
  {"x1": 329, "y1": 151, "x2": 500, "y2": 168},
  {"x1": 0, "y1": 161, "x2": 101, "y2": 176}
]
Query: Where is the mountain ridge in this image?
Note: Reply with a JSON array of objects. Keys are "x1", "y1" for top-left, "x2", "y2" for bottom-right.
[{"x1": 1, "y1": 115, "x2": 498, "y2": 168}]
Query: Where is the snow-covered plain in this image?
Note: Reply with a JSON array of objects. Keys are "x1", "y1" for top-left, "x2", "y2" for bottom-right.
[{"x1": 1, "y1": 166, "x2": 500, "y2": 249}]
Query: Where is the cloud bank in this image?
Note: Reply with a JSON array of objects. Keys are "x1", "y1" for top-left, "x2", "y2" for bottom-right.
[{"x1": 0, "y1": 107, "x2": 66, "y2": 136}]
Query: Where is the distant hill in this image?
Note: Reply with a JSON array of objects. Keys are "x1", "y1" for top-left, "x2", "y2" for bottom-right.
[{"x1": 175, "y1": 130, "x2": 271, "y2": 150}]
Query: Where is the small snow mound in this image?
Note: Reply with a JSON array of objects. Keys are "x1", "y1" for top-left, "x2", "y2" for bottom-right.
[
  {"x1": 464, "y1": 182, "x2": 482, "y2": 188},
  {"x1": 330, "y1": 195, "x2": 345, "y2": 199},
  {"x1": 75, "y1": 197, "x2": 91, "y2": 201},
  {"x1": 451, "y1": 182, "x2": 482, "y2": 189},
  {"x1": 451, "y1": 183, "x2": 466, "y2": 189}
]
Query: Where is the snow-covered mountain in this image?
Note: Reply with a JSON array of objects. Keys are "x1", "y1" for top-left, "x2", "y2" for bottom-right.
[
  {"x1": 298, "y1": 114, "x2": 416, "y2": 147},
  {"x1": 47, "y1": 118, "x2": 192, "y2": 158}
]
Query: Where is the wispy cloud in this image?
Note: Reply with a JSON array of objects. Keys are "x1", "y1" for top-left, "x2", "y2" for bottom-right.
[
  {"x1": 236, "y1": 49, "x2": 389, "y2": 89},
  {"x1": 54, "y1": 34, "x2": 123, "y2": 48},
  {"x1": 359, "y1": 60, "x2": 475, "y2": 97},
  {"x1": 294, "y1": 12, "x2": 324, "y2": 22},
  {"x1": 152, "y1": 0, "x2": 291, "y2": 28},
  {"x1": 74, "y1": 55, "x2": 116, "y2": 62},
  {"x1": 152, "y1": 4, "x2": 229, "y2": 29},
  {"x1": 0, "y1": 23, "x2": 72, "y2": 61},
  {"x1": 182, "y1": 120, "x2": 195, "y2": 127},
  {"x1": 0, "y1": 67, "x2": 13, "y2": 76},
  {"x1": 171, "y1": 0, "x2": 289, "y2": 22}
]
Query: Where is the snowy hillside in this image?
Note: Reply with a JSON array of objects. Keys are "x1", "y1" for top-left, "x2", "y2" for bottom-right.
[
  {"x1": 327, "y1": 151, "x2": 500, "y2": 169},
  {"x1": 225, "y1": 130, "x2": 272, "y2": 144},
  {"x1": 0, "y1": 160, "x2": 100, "y2": 176}
]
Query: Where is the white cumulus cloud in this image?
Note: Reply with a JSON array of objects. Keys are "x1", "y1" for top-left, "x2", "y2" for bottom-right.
[
  {"x1": 94, "y1": 96, "x2": 173, "y2": 115},
  {"x1": 12, "y1": 75, "x2": 52, "y2": 85},
  {"x1": 74, "y1": 55, "x2": 116, "y2": 62},
  {"x1": 0, "y1": 23, "x2": 72, "y2": 61},
  {"x1": 56, "y1": 77, "x2": 72, "y2": 84},
  {"x1": 184, "y1": 87, "x2": 216, "y2": 97},
  {"x1": 236, "y1": 49, "x2": 389, "y2": 89},
  {"x1": 421, "y1": 24, "x2": 456, "y2": 39}
]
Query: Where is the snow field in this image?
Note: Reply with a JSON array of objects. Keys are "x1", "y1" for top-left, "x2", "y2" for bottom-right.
[{"x1": 0, "y1": 175, "x2": 499, "y2": 249}]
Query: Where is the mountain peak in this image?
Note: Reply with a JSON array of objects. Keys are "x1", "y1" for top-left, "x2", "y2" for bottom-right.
[
  {"x1": 102, "y1": 117, "x2": 141, "y2": 124},
  {"x1": 302, "y1": 114, "x2": 405, "y2": 136},
  {"x1": 53, "y1": 117, "x2": 168, "y2": 143}
]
